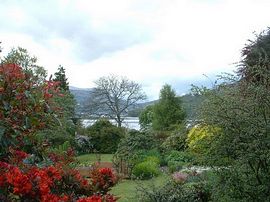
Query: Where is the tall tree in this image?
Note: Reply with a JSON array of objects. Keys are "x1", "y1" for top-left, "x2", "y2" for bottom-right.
[
  {"x1": 53, "y1": 65, "x2": 69, "y2": 91},
  {"x1": 152, "y1": 84, "x2": 186, "y2": 131},
  {"x1": 88, "y1": 75, "x2": 146, "y2": 127}
]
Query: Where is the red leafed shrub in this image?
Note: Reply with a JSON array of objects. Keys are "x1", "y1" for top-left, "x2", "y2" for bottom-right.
[
  {"x1": 90, "y1": 166, "x2": 118, "y2": 194},
  {"x1": 0, "y1": 63, "x2": 60, "y2": 157},
  {"x1": 0, "y1": 64, "x2": 119, "y2": 201},
  {"x1": 0, "y1": 151, "x2": 118, "y2": 201}
]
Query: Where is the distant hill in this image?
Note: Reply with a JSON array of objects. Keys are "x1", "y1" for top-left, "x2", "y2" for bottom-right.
[
  {"x1": 127, "y1": 94, "x2": 203, "y2": 120},
  {"x1": 70, "y1": 87, "x2": 93, "y2": 117},
  {"x1": 70, "y1": 86, "x2": 203, "y2": 120}
]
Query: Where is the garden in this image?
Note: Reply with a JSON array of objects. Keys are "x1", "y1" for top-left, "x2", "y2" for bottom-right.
[{"x1": 1, "y1": 27, "x2": 270, "y2": 202}]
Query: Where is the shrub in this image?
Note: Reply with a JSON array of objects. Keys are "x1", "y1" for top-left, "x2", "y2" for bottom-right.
[
  {"x1": 186, "y1": 125, "x2": 226, "y2": 165},
  {"x1": 130, "y1": 149, "x2": 162, "y2": 166},
  {"x1": 86, "y1": 119, "x2": 125, "y2": 153},
  {"x1": 165, "y1": 150, "x2": 194, "y2": 163},
  {"x1": 132, "y1": 160, "x2": 160, "y2": 180},
  {"x1": 0, "y1": 63, "x2": 119, "y2": 201},
  {"x1": 187, "y1": 125, "x2": 221, "y2": 155},
  {"x1": 0, "y1": 149, "x2": 118, "y2": 201},
  {"x1": 113, "y1": 130, "x2": 157, "y2": 176},
  {"x1": 75, "y1": 135, "x2": 93, "y2": 155},
  {"x1": 167, "y1": 161, "x2": 186, "y2": 173},
  {"x1": 138, "y1": 176, "x2": 212, "y2": 202},
  {"x1": 161, "y1": 131, "x2": 187, "y2": 151},
  {"x1": 145, "y1": 156, "x2": 160, "y2": 165},
  {"x1": 164, "y1": 150, "x2": 195, "y2": 172}
]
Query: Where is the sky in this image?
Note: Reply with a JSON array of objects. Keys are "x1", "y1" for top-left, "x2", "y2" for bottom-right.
[{"x1": 0, "y1": 0, "x2": 270, "y2": 100}]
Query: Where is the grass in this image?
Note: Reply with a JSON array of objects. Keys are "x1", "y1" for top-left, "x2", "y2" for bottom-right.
[
  {"x1": 77, "y1": 154, "x2": 168, "y2": 201},
  {"x1": 76, "y1": 153, "x2": 113, "y2": 166},
  {"x1": 110, "y1": 174, "x2": 169, "y2": 202}
]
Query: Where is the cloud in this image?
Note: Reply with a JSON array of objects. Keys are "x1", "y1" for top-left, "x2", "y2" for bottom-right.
[
  {"x1": 0, "y1": 0, "x2": 151, "y2": 62},
  {"x1": 1, "y1": 0, "x2": 270, "y2": 100}
]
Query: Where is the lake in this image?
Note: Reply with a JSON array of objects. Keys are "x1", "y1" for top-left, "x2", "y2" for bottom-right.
[{"x1": 82, "y1": 117, "x2": 140, "y2": 130}]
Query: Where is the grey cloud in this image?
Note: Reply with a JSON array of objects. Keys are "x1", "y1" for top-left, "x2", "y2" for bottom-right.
[
  {"x1": 170, "y1": 75, "x2": 218, "y2": 95},
  {"x1": 0, "y1": 0, "x2": 151, "y2": 62}
]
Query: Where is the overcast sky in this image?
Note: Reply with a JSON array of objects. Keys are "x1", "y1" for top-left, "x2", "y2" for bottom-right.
[{"x1": 1, "y1": 0, "x2": 270, "y2": 100}]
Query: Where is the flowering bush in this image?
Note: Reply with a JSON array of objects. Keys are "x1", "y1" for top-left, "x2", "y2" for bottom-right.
[
  {"x1": 0, "y1": 63, "x2": 118, "y2": 201},
  {"x1": 0, "y1": 150, "x2": 118, "y2": 201},
  {"x1": 90, "y1": 166, "x2": 118, "y2": 194},
  {"x1": 0, "y1": 63, "x2": 61, "y2": 157},
  {"x1": 171, "y1": 171, "x2": 188, "y2": 183}
]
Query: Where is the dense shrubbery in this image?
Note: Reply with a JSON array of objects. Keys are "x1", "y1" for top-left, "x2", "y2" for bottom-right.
[
  {"x1": 165, "y1": 150, "x2": 195, "y2": 173},
  {"x1": 194, "y1": 28, "x2": 270, "y2": 201},
  {"x1": 0, "y1": 61, "x2": 119, "y2": 201},
  {"x1": 113, "y1": 130, "x2": 158, "y2": 176},
  {"x1": 0, "y1": 149, "x2": 118, "y2": 201},
  {"x1": 134, "y1": 28, "x2": 270, "y2": 202},
  {"x1": 75, "y1": 135, "x2": 93, "y2": 155},
  {"x1": 185, "y1": 125, "x2": 228, "y2": 166},
  {"x1": 86, "y1": 119, "x2": 125, "y2": 153},
  {"x1": 132, "y1": 160, "x2": 160, "y2": 180},
  {"x1": 138, "y1": 171, "x2": 212, "y2": 202},
  {"x1": 160, "y1": 124, "x2": 188, "y2": 152}
]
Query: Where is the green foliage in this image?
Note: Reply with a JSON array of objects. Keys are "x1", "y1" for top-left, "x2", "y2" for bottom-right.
[
  {"x1": 75, "y1": 135, "x2": 93, "y2": 155},
  {"x1": 165, "y1": 150, "x2": 195, "y2": 172},
  {"x1": 1, "y1": 47, "x2": 76, "y2": 150},
  {"x1": 86, "y1": 118, "x2": 125, "y2": 153},
  {"x1": 161, "y1": 124, "x2": 188, "y2": 152},
  {"x1": 115, "y1": 130, "x2": 157, "y2": 157},
  {"x1": 145, "y1": 156, "x2": 161, "y2": 165},
  {"x1": 187, "y1": 125, "x2": 222, "y2": 161},
  {"x1": 139, "y1": 105, "x2": 154, "y2": 130},
  {"x1": 139, "y1": 84, "x2": 186, "y2": 131},
  {"x1": 1, "y1": 47, "x2": 47, "y2": 84},
  {"x1": 37, "y1": 119, "x2": 76, "y2": 147},
  {"x1": 53, "y1": 90, "x2": 76, "y2": 119},
  {"x1": 138, "y1": 178, "x2": 212, "y2": 202},
  {"x1": 239, "y1": 28, "x2": 270, "y2": 86},
  {"x1": 152, "y1": 84, "x2": 186, "y2": 131},
  {"x1": 53, "y1": 65, "x2": 69, "y2": 91},
  {"x1": 196, "y1": 28, "x2": 270, "y2": 200},
  {"x1": 132, "y1": 160, "x2": 160, "y2": 180},
  {"x1": 113, "y1": 130, "x2": 158, "y2": 175},
  {"x1": 0, "y1": 63, "x2": 55, "y2": 158},
  {"x1": 130, "y1": 149, "x2": 162, "y2": 166},
  {"x1": 53, "y1": 65, "x2": 76, "y2": 119},
  {"x1": 37, "y1": 92, "x2": 76, "y2": 148},
  {"x1": 48, "y1": 141, "x2": 72, "y2": 156}
]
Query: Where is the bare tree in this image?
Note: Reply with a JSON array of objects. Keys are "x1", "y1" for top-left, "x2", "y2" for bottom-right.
[{"x1": 88, "y1": 75, "x2": 146, "y2": 127}]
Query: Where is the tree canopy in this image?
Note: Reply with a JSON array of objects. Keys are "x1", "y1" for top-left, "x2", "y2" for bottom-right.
[
  {"x1": 1, "y1": 47, "x2": 47, "y2": 84},
  {"x1": 140, "y1": 84, "x2": 186, "y2": 131},
  {"x1": 53, "y1": 65, "x2": 69, "y2": 91}
]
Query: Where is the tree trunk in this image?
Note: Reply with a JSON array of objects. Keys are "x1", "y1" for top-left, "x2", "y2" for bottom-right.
[{"x1": 116, "y1": 114, "x2": 122, "y2": 127}]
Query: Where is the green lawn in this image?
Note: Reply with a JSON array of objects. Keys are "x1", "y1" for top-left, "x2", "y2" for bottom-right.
[
  {"x1": 76, "y1": 153, "x2": 113, "y2": 166},
  {"x1": 77, "y1": 154, "x2": 168, "y2": 201},
  {"x1": 110, "y1": 174, "x2": 169, "y2": 202}
]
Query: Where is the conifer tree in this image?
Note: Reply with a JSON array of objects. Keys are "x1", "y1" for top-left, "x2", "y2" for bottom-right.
[{"x1": 53, "y1": 65, "x2": 69, "y2": 91}]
